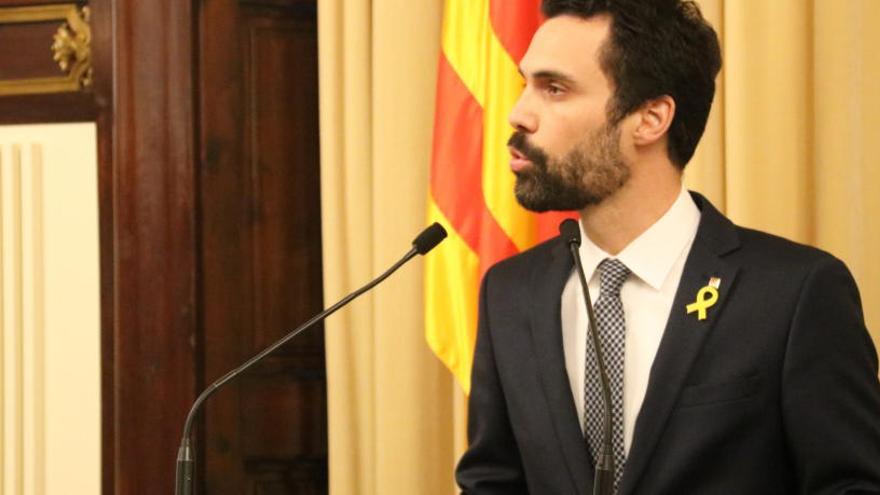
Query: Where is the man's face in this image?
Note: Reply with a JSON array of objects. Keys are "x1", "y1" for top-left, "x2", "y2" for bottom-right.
[{"x1": 508, "y1": 14, "x2": 630, "y2": 212}]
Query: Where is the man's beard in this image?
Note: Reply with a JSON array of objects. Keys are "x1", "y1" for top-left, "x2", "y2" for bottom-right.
[{"x1": 510, "y1": 123, "x2": 631, "y2": 212}]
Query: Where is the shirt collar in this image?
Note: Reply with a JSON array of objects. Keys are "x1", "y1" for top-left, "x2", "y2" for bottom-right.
[{"x1": 577, "y1": 187, "x2": 701, "y2": 290}]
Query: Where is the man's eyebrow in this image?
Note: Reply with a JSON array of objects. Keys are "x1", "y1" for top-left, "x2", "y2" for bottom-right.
[{"x1": 518, "y1": 68, "x2": 576, "y2": 85}]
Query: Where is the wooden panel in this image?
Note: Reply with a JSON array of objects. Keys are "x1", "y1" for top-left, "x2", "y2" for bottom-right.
[
  {"x1": 0, "y1": 92, "x2": 96, "y2": 125},
  {"x1": 0, "y1": 0, "x2": 324, "y2": 492},
  {"x1": 239, "y1": 4, "x2": 325, "y2": 485},
  {"x1": 87, "y1": 0, "x2": 115, "y2": 491},
  {"x1": 200, "y1": 0, "x2": 325, "y2": 493},
  {"x1": 198, "y1": 0, "x2": 250, "y2": 488},
  {"x1": 0, "y1": 1, "x2": 83, "y2": 6},
  {"x1": 240, "y1": 374, "x2": 326, "y2": 457},
  {"x1": 0, "y1": 22, "x2": 60, "y2": 80},
  {"x1": 245, "y1": 12, "x2": 322, "y2": 359},
  {"x1": 108, "y1": 0, "x2": 198, "y2": 493},
  {"x1": 241, "y1": 11, "x2": 325, "y2": 482}
]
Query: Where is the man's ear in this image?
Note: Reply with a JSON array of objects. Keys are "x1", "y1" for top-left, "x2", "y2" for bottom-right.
[{"x1": 632, "y1": 95, "x2": 675, "y2": 146}]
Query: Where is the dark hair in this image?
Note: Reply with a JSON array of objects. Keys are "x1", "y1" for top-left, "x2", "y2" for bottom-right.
[{"x1": 542, "y1": 0, "x2": 722, "y2": 167}]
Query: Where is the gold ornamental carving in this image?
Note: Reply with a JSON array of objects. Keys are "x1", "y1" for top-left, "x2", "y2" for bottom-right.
[
  {"x1": 0, "y1": 4, "x2": 93, "y2": 96},
  {"x1": 52, "y1": 7, "x2": 93, "y2": 89}
]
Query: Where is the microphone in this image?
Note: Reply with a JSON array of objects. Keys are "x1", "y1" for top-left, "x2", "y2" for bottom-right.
[
  {"x1": 559, "y1": 219, "x2": 614, "y2": 495},
  {"x1": 174, "y1": 223, "x2": 448, "y2": 495},
  {"x1": 413, "y1": 222, "x2": 448, "y2": 254}
]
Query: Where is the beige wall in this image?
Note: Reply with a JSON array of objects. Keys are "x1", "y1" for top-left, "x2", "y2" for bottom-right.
[{"x1": 0, "y1": 123, "x2": 100, "y2": 494}]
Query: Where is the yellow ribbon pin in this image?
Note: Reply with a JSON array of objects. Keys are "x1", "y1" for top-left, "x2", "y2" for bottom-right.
[{"x1": 686, "y1": 285, "x2": 719, "y2": 321}]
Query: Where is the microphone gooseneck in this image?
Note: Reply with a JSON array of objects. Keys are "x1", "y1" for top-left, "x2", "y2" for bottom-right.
[
  {"x1": 559, "y1": 219, "x2": 615, "y2": 495},
  {"x1": 174, "y1": 223, "x2": 447, "y2": 495}
]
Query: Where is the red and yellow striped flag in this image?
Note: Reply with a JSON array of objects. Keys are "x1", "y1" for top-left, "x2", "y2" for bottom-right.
[{"x1": 426, "y1": 0, "x2": 576, "y2": 394}]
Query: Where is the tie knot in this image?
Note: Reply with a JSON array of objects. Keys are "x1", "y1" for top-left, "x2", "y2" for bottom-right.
[{"x1": 598, "y1": 258, "x2": 630, "y2": 296}]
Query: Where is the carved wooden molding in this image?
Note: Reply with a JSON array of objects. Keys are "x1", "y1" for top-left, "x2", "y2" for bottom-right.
[{"x1": 0, "y1": 4, "x2": 92, "y2": 96}]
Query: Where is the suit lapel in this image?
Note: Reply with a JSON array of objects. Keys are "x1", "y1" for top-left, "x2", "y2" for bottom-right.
[
  {"x1": 618, "y1": 194, "x2": 741, "y2": 495},
  {"x1": 528, "y1": 239, "x2": 594, "y2": 494}
]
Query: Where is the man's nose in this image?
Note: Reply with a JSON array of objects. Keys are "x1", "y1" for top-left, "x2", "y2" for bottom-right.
[{"x1": 508, "y1": 90, "x2": 537, "y2": 134}]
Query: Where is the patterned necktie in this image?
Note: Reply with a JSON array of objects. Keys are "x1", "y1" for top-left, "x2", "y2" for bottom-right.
[{"x1": 583, "y1": 258, "x2": 630, "y2": 492}]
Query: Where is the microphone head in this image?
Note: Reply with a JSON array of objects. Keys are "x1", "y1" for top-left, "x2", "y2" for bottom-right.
[
  {"x1": 559, "y1": 218, "x2": 581, "y2": 246},
  {"x1": 413, "y1": 222, "x2": 448, "y2": 255}
]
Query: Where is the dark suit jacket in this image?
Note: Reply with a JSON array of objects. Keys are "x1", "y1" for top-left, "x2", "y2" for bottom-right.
[{"x1": 456, "y1": 193, "x2": 880, "y2": 494}]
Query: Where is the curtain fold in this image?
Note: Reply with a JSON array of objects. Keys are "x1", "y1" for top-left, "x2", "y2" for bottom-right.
[
  {"x1": 318, "y1": 1, "x2": 459, "y2": 494},
  {"x1": 687, "y1": 0, "x2": 880, "y2": 343},
  {"x1": 321, "y1": 1, "x2": 879, "y2": 493}
]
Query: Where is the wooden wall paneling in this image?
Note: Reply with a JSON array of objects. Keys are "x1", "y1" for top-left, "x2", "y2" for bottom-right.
[
  {"x1": 240, "y1": 5, "x2": 325, "y2": 491},
  {"x1": 0, "y1": 21, "x2": 67, "y2": 78},
  {"x1": 0, "y1": 92, "x2": 97, "y2": 125},
  {"x1": 199, "y1": 0, "x2": 250, "y2": 491},
  {"x1": 109, "y1": 0, "x2": 198, "y2": 493},
  {"x1": 1, "y1": 0, "x2": 325, "y2": 492},
  {"x1": 200, "y1": 0, "x2": 325, "y2": 493},
  {"x1": 88, "y1": 0, "x2": 115, "y2": 493},
  {"x1": 0, "y1": 0, "x2": 85, "y2": 6}
]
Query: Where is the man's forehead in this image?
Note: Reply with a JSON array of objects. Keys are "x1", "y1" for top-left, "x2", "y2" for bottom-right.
[{"x1": 519, "y1": 14, "x2": 611, "y2": 77}]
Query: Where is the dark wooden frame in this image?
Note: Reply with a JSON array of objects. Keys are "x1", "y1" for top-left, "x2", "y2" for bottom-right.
[
  {"x1": 0, "y1": 0, "x2": 325, "y2": 491},
  {"x1": 102, "y1": 0, "x2": 200, "y2": 492}
]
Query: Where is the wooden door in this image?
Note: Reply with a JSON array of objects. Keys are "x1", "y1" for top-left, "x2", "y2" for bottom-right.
[{"x1": 199, "y1": 1, "x2": 327, "y2": 493}]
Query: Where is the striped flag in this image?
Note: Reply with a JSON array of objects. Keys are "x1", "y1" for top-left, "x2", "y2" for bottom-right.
[{"x1": 426, "y1": 0, "x2": 576, "y2": 394}]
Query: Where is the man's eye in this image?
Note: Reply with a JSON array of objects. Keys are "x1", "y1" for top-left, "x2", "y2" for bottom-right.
[{"x1": 546, "y1": 85, "x2": 564, "y2": 96}]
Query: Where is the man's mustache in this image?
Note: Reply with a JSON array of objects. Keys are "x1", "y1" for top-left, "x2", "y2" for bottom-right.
[{"x1": 508, "y1": 132, "x2": 548, "y2": 169}]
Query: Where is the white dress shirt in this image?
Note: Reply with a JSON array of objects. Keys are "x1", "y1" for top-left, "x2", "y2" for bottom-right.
[{"x1": 560, "y1": 186, "x2": 701, "y2": 454}]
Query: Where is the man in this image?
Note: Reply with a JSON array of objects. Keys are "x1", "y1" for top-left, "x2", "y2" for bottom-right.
[{"x1": 456, "y1": 1, "x2": 880, "y2": 494}]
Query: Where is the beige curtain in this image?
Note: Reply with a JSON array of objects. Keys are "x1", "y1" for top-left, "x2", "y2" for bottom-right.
[
  {"x1": 319, "y1": 1, "x2": 880, "y2": 494},
  {"x1": 318, "y1": 1, "x2": 461, "y2": 494},
  {"x1": 688, "y1": 0, "x2": 880, "y2": 345}
]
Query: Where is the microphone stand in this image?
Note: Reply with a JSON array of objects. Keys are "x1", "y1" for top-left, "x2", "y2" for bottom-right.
[
  {"x1": 174, "y1": 224, "x2": 446, "y2": 495},
  {"x1": 560, "y1": 219, "x2": 615, "y2": 495}
]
